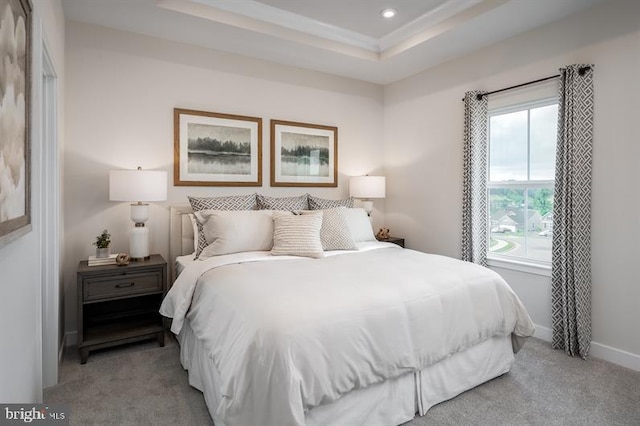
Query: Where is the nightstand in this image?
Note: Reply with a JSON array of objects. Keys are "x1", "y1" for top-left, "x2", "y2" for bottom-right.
[
  {"x1": 378, "y1": 236, "x2": 405, "y2": 248},
  {"x1": 77, "y1": 254, "x2": 167, "y2": 364}
]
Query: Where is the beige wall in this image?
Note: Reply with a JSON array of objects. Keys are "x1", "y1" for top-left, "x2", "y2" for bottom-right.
[
  {"x1": 383, "y1": 0, "x2": 640, "y2": 361},
  {"x1": 63, "y1": 1, "x2": 639, "y2": 368},
  {"x1": 63, "y1": 22, "x2": 385, "y2": 338},
  {"x1": 0, "y1": 0, "x2": 65, "y2": 402}
]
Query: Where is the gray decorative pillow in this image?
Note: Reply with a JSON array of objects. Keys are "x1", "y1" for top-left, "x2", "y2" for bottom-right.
[
  {"x1": 300, "y1": 207, "x2": 356, "y2": 251},
  {"x1": 257, "y1": 194, "x2": 308, "y2": 211},
  {"x1": 271, "y1": 211, "x2": 324, "y2": 258},
  {"x1": 188, "y1": 194, "x2": 257, "y2": 211},
  {"x1": 187, "y1": 194, "x2": 257, "y2": 258},
  {"x1": 308, "y1": 195, "x2": 354, "y2": 210}
]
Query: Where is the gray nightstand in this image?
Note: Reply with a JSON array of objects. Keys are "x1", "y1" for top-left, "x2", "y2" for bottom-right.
[
  {"x1": 76, "y1": 254, "x2": 167, "y2": 364},
  {"x1": 377, "y1": 237, "x2": 405, "y2": 248}
]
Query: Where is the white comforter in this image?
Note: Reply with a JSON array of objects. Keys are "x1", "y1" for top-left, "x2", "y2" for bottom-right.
[{"x1": 160, "y1": 244, "x2": 535, "y2": 426}]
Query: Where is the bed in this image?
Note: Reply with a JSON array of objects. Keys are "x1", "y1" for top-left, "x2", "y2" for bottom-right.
[{"x1": 161, "y1": 203, "x2": 535, "y2": 426}]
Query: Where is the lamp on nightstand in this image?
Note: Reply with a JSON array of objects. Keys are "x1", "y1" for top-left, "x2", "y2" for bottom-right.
[
  {"x1": 349, "y1": 175, "x2": 386, "y2": 216},
  {"x1": 109, "y1": 167, "x2": 167, "y2": 261}
]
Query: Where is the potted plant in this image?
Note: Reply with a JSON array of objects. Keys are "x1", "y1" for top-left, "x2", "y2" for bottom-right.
[{"x1": 94, "y1": 229, "x2": 111, "y2": 258}]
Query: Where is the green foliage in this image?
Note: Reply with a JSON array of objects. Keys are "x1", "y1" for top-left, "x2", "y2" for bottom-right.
[
  {"x1": 94, "y1": 229, "x2": 111, "y2": 248},
  {"x1": 489, "y1": 188, "x2": 524, "y2": 215},
  {"x1": 530, "y1": 188, "x2": 554, "y2": 216},
  {"x1": 489, "y1": 188, "x2": 553, "y2": 216}
]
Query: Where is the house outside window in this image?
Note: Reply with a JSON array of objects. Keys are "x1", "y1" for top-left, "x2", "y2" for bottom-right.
[{"x1": 487, "y1": 97, "x2": 558, "y2": 266}]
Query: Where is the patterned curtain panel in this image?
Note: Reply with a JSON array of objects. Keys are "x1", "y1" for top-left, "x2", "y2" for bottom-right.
[
  {"x1": 461, "y1": 91, "x2": 488, "y2": 266},
  {"x1": 551, "y1": 64, "x2": 595, "y2": 359}
]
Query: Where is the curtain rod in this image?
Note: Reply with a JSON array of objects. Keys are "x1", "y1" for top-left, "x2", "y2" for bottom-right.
[{"x1": 461, "y1": 66, "x2": 591, "y2": 101}]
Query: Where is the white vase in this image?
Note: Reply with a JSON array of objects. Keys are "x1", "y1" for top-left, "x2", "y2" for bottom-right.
[{"x1": 96, "y1": 247, "x2": 110, "y2": 258}]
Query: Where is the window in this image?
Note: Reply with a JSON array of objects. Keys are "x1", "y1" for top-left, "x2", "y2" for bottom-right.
[{"x1": 488, "y1": 99, "x2": 558, "y2": 265}]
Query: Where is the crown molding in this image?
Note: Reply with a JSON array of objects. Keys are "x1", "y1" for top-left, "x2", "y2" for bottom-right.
[
  {"x1": 157, "y1": 0, "x2": 379, "y2": 61},
  {"x1": 379, "y1": 0, "x2": 484, "y2": 52},
  {"x1": 157, "y1": 0, "x2": 507, "y2": 62},
  {"x1": 192, "y1": 0, "x2": 380, "y2": 51},
  {"x1": 64, "y1": 0, "x2": 606, "y2": 84},
  {"x1": 381, "y1": 0, "x2": 508, "y2": 60}
]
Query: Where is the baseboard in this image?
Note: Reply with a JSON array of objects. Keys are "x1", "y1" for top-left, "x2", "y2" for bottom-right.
[
  {"x1": 65, "y1": 331, "x2": 77, "y2": 347},
  {"x1": 532, "y1": 323, "x2": 640, "y2": 371},
  {"x1": 533, "y1": 324, "x2": 553, "y2": 341},
  {"x1": 590, "y1": 341, "x2": 640, "y2": 372}
]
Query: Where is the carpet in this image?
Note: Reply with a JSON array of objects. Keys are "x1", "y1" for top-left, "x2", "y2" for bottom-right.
[{"x1": 45, "y1": 335, "x2": 640, "y2": 425}]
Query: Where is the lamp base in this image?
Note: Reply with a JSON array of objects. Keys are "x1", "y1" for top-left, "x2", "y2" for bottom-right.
[
  {"x1": 130, "y1": 255, "x2": 151, "y2": 262},
  {"x1": 129, "y1": 225, "x2": 149, "y2": 260},
  {"x1": 361, "y1": 200, "x2": 374, "y2": 216}
]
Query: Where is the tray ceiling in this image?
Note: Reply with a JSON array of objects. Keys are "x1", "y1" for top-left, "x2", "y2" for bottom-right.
[{"x1": 62, "y1": 0, "x2": 604, "y2": 84}]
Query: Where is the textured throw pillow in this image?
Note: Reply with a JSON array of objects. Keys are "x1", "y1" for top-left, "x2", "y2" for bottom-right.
[
  {"x1": 257, "y1": 194, "x2": 309, "y2": 211},
  {"x1": 195, "y1": 210, "x2": 278, "y2": 259},
  {"x1": 188, "y1": 194, "x2": 257, "y2": 258},
  {"x1": 344, "y1": 208, "x2": 377, "y2": 242},
  {"x1": 271, "y1": 211, "x2": 324, "y2": 258},
  {"x1": 308, "y1": 195, "x2": 354, "y2": 210},
  {"x1": 188, "y1": 194, "x2": 257, "y2": 211},
  {"x1": 299, "y1": 207, "x2": 356, "y2": 251}
]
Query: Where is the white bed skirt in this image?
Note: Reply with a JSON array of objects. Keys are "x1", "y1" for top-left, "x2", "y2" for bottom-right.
[{"x1": 177, "y1": 320, "x2": 515, "y2": 426}]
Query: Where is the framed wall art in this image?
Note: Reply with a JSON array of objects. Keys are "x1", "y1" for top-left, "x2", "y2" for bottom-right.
[
  {"x1": 174, "y1": 108, "x2": 262, "y2": 186},
  {"x1": 270, "y1": 120, "x2": 337, "y2": 187},
  {"x1": 0, "y1": 0, "x2": 32, "y2": 247}
]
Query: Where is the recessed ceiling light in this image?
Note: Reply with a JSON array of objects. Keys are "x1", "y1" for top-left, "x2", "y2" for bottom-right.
[{"x1": 381, "y1": 8, "x2": 397, "y2": 19}]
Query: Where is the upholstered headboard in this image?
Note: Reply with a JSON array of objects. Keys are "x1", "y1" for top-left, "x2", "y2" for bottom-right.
[{"x1": 169, "y1": 204, "x2": 194, "y2": 283}]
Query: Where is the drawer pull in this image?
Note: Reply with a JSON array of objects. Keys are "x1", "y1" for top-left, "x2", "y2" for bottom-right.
[{"x1": 115, "y1": 282, "x2": 135, "y2": 288}]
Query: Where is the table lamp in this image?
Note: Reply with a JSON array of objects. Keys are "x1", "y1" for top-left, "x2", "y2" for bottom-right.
[
  {"x1": 349, "y1": 175, "x2": 386, "y2": 216},
  {"x1": 109, "y1": 167, "x2": 167, "y2": 260}
]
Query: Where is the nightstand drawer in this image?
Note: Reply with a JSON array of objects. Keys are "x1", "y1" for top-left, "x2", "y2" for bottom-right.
[{"x1": 84, "y1": 270, "x2": 162, "y2": 301}]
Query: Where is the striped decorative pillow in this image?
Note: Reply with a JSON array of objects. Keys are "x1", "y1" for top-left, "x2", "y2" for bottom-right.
[
  {"x1": 308, "y1": 195, "x2": 354, "y2": 210},
  {"x1": 188, "y1": 194, "x2": 257, "y2": 258},
  {"x1": 299, "y1": 207, "x2": 356, "y2": 251},
  {"x1": 271, "y1": 212, "x2": 324, "y2": 258},
  {"x1": 257, "y1": 194, "x2": 309, "y2": 211}
]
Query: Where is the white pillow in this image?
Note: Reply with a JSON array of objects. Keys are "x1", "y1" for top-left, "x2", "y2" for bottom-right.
[
  {"x1": 271, "y1": 211, "x2": 324, "y2": 258},
  {"x1": 195, "y1": 210, "x2": 279, "y2": 259},
  {"x1": 188, "y1": 194, "x2": 257, "y2": 259},
  {"x1": 344, "y1": 208, "x2": 376, "y2": 242},
  {"x1": 299, "y1": 207, "x2": 356, "y2": 251}
]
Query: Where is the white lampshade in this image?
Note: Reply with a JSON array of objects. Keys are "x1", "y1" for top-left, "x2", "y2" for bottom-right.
[
  {"x1": 109, "y1": 168, "x2": 167, "y2": 261},
  {"x1": 350, "y1": 176, "x2": 386, "y2": 199},
  {"x1": 109, "y1": 169, "x2": 167, "y2": 202}
]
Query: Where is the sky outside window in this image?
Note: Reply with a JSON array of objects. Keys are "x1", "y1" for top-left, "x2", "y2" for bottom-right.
[
  {"x1": 489, "y1": 110, "x2": 528, "y2": 181},
  {"x1": 530, "y1": 104, "x2": 558, "y2": 180}
]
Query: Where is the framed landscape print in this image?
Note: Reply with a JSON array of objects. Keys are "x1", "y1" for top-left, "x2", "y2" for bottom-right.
[
  {"x1": 0, "y1": 0, "x2": 32, "y2": 247},
  {"x1": 174, "y1": 108, "x2": 262, "y2": 186},
  {"x1": 270, "y1": 120, "x2": 337, "y2": 187}
]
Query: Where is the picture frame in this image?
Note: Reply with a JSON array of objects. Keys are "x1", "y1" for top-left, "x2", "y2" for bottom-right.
[
  {"x1": 0, "y1": 0, "x2": 32, "y2": 247},
  {"x1": 270, "y1": 120, "x2": 337, "y2": 187},
  {"x1": 174, "y1": 108, "x2": 262, "y2": 186}
]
